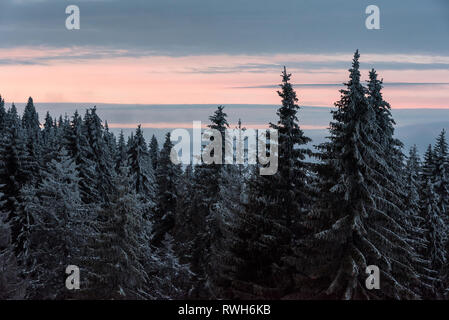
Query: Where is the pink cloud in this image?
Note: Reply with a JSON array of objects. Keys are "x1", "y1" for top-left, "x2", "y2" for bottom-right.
[{"x1": 0, "y1": 47, "x2": 448, "y2": 108}]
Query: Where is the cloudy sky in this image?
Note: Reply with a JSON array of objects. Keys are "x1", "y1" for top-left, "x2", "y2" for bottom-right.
[{"x1": 0, "y1": 0, "x2": 448, "y2": 108}]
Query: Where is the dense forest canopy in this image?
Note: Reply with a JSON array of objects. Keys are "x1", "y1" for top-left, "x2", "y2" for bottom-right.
[{"x1": 1, "y1": 51, "x2": 449, "y2": 300}]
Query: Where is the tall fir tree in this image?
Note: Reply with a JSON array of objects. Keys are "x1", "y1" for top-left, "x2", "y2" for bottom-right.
[
  {"x1": 173, "y1": 164, "x2": 195, "y2": 262},
  {"x1": 146, "y1": 235, "x2": 194, "y2": 299},
  {"x1": 22, "y1": 97, "x2": 40, "y2": 141},
  {"x1": 63, "y1": 110, "x2": 99, "y2": 204},
  {"x1": 115, "y1": 130, "x2": 128, "y2": 172},
  {"x1": 0, "y1": 95, "x2": 6, "y2": 132},
  {"x1": 433, "y1": 129, "x2": 449, "y2": 223},
  {"x1": 149, "y1": 134, "x2": 159, "y2": 170},
  {"x1": 127, "y1": 125, "x2": 156, "y2": 201},
  {"x1": 82, "y1": 168, "x2": 152, "y2": 299},
  {"x1": 82, "y1": 107, "x2": 115, "y2": 203},
  {"x1": 19, "y1": 148, "x2": 87, "y2": 299},
  {"x1": 404, "y1": 146, "x2": 434, "y2": 297},
  {"x1": 224, "y1": 68, "x2": 312, "y2": 299},
  {"x1": 152, "y1": 132, "x2": 182, "y2": 246},
  {"x1": 103, "y1": 121, "x2": 117, "y2": 167},
  {"x1": 21, "y1": 97, "x2": 41, "y2": 182},
  {"x1": 1, "y1": 106, "x2": 36, "y2": 254},
  {"x1": 183, "y1": 106, "x2": 229, "y2": 297},
  {"x1": 0, "y1": 190, "x2": 25, "y2": 299},
  {"x1": 302, "y1": 51, "x2": 420, "y2": 299},
  {"x1": 41, "y1": 111, "x2": 59, "y2": 167},
  {"x1": 420, "y1": 176, "x2": 446, "y2": 298},
  {"x1": 366, "y1": 68, "x2": 426, "y2": 297},
  {"x1": 420, "y1": 144, "x2": 447, "y2": 298}
]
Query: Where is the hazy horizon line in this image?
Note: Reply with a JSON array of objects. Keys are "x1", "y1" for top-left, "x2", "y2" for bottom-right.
[{"x1": 5, "y1": 102, "x2": 449, "y2": 110}]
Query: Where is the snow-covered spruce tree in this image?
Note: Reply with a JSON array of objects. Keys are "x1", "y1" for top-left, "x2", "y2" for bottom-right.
[
  {"x1": 41, "y1": 112, "x2": 59, "y2": 166},
  {"x1": 269, "y1": 67, "x2": 312, "y2": 232},
  {"x1": 366, "y1": 69, "x2": 427, "y2": 297},
  {"x1": 21, "y1": 97, "x2": 41, "y2": 182},
  {"x1": 127, "y1": 125, "x2": 156, "y2": 201},
  {"x1": 173, "y1": 164, "x2": 195, "y2": 262},
  {"x1": 127, "y1": 131, "x2": 134, "y2": 150},
  {"x1": 19, "y1": 148, "x2": 88, "y2": 299},
  {"x1": 152, "y1": 132, "x2": 182, "y2": 247},
  {"x1": 0, "y1": 105, "x2": 37, "y2": 254},
  {"x1": 63, "y1": 110, "x2": 99, "y2": 204},
  {"x1": 22, "y1": 97, "x2": 40, "y2": 141},
  {"x1": 211, "y1": 140, "x2": 250, "y2": 297},
  {"x1": 115, "y1": 130, "x2": 128, "y2": 173},
  {"x1": 225, "y1": 68, "x2": 311, "y2": 299},
  {"x1": 420, "y1": 178, "x2": 446, "y2": 298},
  {"x1": 149, "y1": 134, "x2": 159, "y2": 171},
  {"x1": 81, "y1": 168, "x2": 152, "y2": 299},
  {"x1": 183, "y1": 105, "x2": 229, "y2": 298},
  {"x1": 404, "y1": 146, "x2": 435, "y2": 297},
  {"x1": 419, "y1": 145, "x2": 447, "y2": 298},
  {"x1": 0, "y1": 97, "x2": 6, "y2": 188},
  {"x1": 404, "y1": 146, "x2": 421, "y2": 228},
  {"x1": 208, "y1": 120, "x2": 249, "y2": 297},
  {"x1": 367, "y1": 69, "x2": 405, "y2": 187},
  {"x1": 0, "y1": 95, "x2": 6, "y2": 132},
  {"x1": 103, "y1": 121, "x2": 117, "y2": 167},
  {"x1": 433, "y1": 129, "x2": 449, "y2": 224},
  {"x1": 301, "y1": 51, "x2": 420, "y2": 299},
  {"x1": 146, "y1": 234, "x2": 194, "y2": 299},
  {"x1": 0, "y1": 192, "x2": 26, "y2": 299},
  {"x1": 82, "y1": 107, "x2": 116, "y2": 203},
  {"x1": 421, "y1": 145, "x2": 435, "y2": 180}
]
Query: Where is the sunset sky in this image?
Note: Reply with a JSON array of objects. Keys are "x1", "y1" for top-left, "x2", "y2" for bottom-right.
[{"x1": 0, "y1": 0, "x2": 448, "y2": 108}]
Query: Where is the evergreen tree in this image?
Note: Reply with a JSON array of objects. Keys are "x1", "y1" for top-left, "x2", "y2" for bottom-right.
[
  {"x1": 366, "y1": 68, "x2": 426, "y2": 297},
  {"x1": 41, "y1": 111, "x2": 59, "y2": 166},
  {"x1": 146, "y1": 235, "x2": 194, "y2": 299},
  {"x1": 0, "y1": 95, "x2": 6, "y2": 132},
  {"x1": 0, "y1": 108, "x2": 36, "y2": 253},
  {"x1": 420, "y1": 144, "x2": 447, "y2": 298},
  {"x1": 420, "y1": 175, "x2": 446, "y2": 298},
  {"x1": 185, "y1": 106, "x2": 229, "y2": 297},
  {"x1": 19, "y1": 149, "x2": 87, "y2": 299},
  {"x1": 115, "y1": 130, "x2": 128, "y2": 172},
  {"x1": 225, "y1": 68, "x2": 311, "y2": 299},
  {"x1": 22, "y1": 97, "x2": 40, "y2": 140},
  {"x1": 82, "y1": 169, "x2": 152, "y2": 299},
  {"x1": 149, "y1": 134, "x2": 159, "y2": 170},
  {"x1": 404, "y1": 146, "x2": 425, "y2": 244},
  {"x1": 0, "y1": 191, "x2": 26, "y2": 299},
  {"x1": 211, "y1": 149, "x2": 248, "y2": 298},
  {"x1": 152, "y1": 132, "x2": 182, "y2": 246},
  {"x1": 127, "y1": 125, "x2": 156, "y2": 199},
  {"x1": 302, "y1": 51, "x2": 420, "y2": 299},
  {"x1": 82, "y1": 107, "x2": 115, "y2": 203},
  {"x1": 104, "y1": 121, "x2": 117, "y2": 167},
  {"x1": 404, "y1": 146, "x2": 434, "y2": 297},
  {"x1": 64, "y1": 110, "x2": 98, "y2": 204},
  {"x1": 433, "y1": 129, "x2": 449, "y2": 223},
  {"x1": 422, "y1": 145, "x2": 435, "y2": 179},
  {"x1": 21, "y1": 97, "x2": 41, "y2": 181},
  {"x1": 173, "y1": 164, "x2": 195, "y2": 262}
]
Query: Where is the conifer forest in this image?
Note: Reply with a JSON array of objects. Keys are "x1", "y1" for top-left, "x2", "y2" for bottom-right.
[{"x1": 2, "y1": 51, "x2": 449, "y2": 300}]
